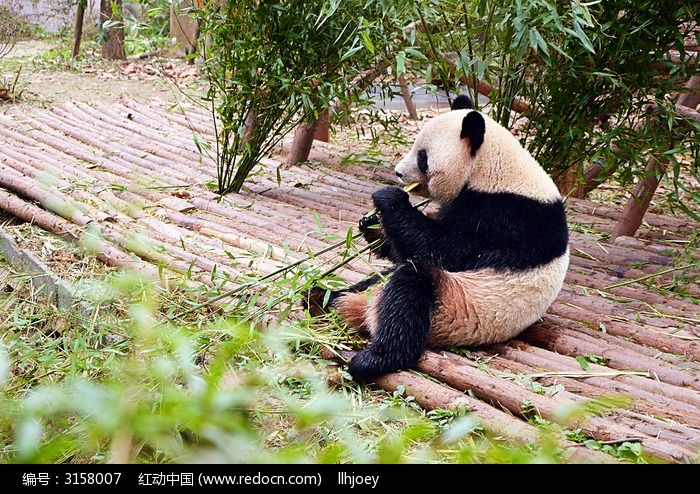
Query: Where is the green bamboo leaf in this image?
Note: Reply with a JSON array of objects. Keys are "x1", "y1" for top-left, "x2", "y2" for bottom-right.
[
  {"x1": 573, "y1": 22, "x2": 595, "y2": 53},
  {"x1": 396, "y1": 51, "x2": 406, "y2": 75},
  {"x1": 361, "y1": 31, "x2": 375, "y2": 55},
  {"x1": 404, "y1": 47, "x2": 428, "y2": 62},
  {"x1": 531, "y1": 29, "x2": 549, "y2": 56}
]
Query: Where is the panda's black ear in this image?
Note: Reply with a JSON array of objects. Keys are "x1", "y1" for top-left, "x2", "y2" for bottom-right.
[
  {"x1": 460, "y1": 111, "x2": 485, "y2": 157},
  {"x1": 451, "y1": 95, "x2": 473, "y2": 111}
]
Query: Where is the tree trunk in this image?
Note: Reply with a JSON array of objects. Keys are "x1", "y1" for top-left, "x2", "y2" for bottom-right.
[
  {"x1": 556, "y1": 162, "x2": 611, "y2": 198},
  {"x1": 611, "y1": 155, "x2": 668, "y2": 240},
  {"x1": 313, "y1": 109, "x2": 331, "y2": 142},
  {"x1": 242, "y1": 108, "x2": 256, "y2": 142},
  {"x1": 71, "y1": 0, "x2": 86, "y2": 59},
  {"x1": 100, "y1": 0, "x2": 126, "y2": 60},
  {"x1": 170, "y1": 1, "x2": 199, "y2": 59},
  {"x1": 553, "y1": 166, "x2": 582, "y2": 197},
  {"x1": 398, "y1": 73, "x2": 418, "y2": 120},
  {"x1": 578, "y1": 162, "x2": 608, "y2": 196},
  {"x1": 285, "y1": 119, "x2": 320, "y2": 166}
]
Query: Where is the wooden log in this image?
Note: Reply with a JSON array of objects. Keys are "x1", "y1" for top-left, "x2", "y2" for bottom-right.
[
  {"x1": 0, "y1": 124, "x2": 354, "y2": 275},
  {"x1": 31, "y1": 110, "x2": 196, "y2": 183},
  {"x1": 1, "y1": 155, "x2": 239, "y2": 280},
  {"x1": 0, "y1": 164, "x2": 93, "y2": 226},
  {"x1": 2, "y1": 120, "x2": 334, "y2": 247},
  {"x1": 0, "y1": 189, "x2": 158, "y2": 276},
  {"x1": 567, "y1": 197, "x2": 698, "y2": 234},
  {"x1": 1, "y1": 120, "x2": 367, "y2": 281},
  {"x1": 550, "y1": 299, "x2": 700, "y2": 360},
  {"x1": 522, "y1": 320, "x2": 700, "y2": 391},
  {"x1": 468, "y1": 349, "x2": 700, "y2": 430},
  {"x1": 565, "y1": 266, "x2": 700, "y2": 313},
  {"x1": 75, "y1": 102, "x2": 203, "y2": 161},
  {"x1": 90, "y1": 101, "x2": 210, "y2": 153},
  {"x1": 503, "y1": 340, "x2": 700, "y2": 408},
  {"x1": 0, "y1": 150, "x2": 133, "y2": 225},
  {"x1": 442, "y1": 351, "x2": 700, "y2": 446},
  {"x1": 327, "y1": 351, "x2": 616, "y2": 463},
  {"x1": 551, "y1": 307, "x2": 700, "y2": 372},
  {"x1": 120, "y1": 96, "x2": 213, "y2": 136},
  {"x1": 555, "y1": 289, "x2": 697, "y2": 334},
  {"x1": 52, "y1": 105, "x2": 205, "y2": 168},
  {"x1": 417, "y1": 351, "x2": 696, "y2": 462}
]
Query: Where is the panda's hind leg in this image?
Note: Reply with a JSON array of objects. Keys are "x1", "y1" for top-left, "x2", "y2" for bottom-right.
[
  {"x1": 304, "y1": 268, "x2": 393, "y2": 317},
  {"x1": 348, "y1": 263, "x2": 436, "y2": 382},
  {"x1": 333, "y1": 292, "x2": 374, "y2": 335}
]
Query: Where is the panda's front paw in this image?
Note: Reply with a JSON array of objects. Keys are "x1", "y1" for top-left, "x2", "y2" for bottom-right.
[
  {"x1": 371, "y1": 186, "x2": 409, "y2": 213},
  {"x1": 358, "y1": 212, "x2": 380, "y2": 232},
  {"x1": 361, "y1": 225, "x2": 384, "y2": 245},
  {"x1": 303, "y1": 286, "x2": 336, "y2": 317}
]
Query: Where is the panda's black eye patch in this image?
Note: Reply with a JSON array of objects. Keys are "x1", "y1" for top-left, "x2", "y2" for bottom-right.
[{"x1": 417, "y1": 149, "x2": 429, "y2": 174}]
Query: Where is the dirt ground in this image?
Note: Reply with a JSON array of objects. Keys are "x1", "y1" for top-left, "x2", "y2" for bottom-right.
[{"x1": 1, "y1": 39, "x2": 200, "y2": 107}]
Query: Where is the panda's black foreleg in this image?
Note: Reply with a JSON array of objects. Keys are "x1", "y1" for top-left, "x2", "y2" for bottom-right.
[
  {"x1": 359, "y1": 212, "x2": 402, "y2": 262},
  {"x1": 348, "y1": 263, "x2": 436, "y2": 382},
  {"x1": 304, "y1": 267, "x2": 395, "y2": 316}
]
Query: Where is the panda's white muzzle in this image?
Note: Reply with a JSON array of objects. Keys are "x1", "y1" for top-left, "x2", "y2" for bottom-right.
[{"x1": 394, "y1": 155, "x2": 420, "y2": 185}]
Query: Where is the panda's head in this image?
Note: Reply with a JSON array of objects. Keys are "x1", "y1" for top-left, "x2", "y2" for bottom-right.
[
  {"x1": 394, "y1": 95, "x2": 487, "y2": 204},
  {"x1": 395, "y1": 95, "x2": 561, "y2": 204}
]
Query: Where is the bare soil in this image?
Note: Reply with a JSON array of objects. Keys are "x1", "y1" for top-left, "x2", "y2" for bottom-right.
[{"x1": 1, "y1": 40, "x2": 201, "y2": 108}]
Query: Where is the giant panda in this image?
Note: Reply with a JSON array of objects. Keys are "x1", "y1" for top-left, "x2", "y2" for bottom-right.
[{"x1": 309, "y1": 95, "x2": 569, "y2": 382}]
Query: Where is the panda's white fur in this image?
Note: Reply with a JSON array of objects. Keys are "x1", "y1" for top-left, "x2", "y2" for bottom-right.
[
  {"x1": 395, "y1": 109, "x2": 561, "y2": 204},
  {"x1": 428, "y1": 255, "x2": 569, "y2": 345}
]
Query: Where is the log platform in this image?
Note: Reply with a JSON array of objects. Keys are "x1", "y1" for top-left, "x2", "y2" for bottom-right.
[{"x1": 1, "y1": 100, "x2": 700, "y2": 463}]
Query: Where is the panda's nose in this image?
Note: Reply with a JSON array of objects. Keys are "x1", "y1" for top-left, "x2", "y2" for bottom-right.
[{"x1": 396, "y1": 171, "x2": 403, "y2": 178}]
